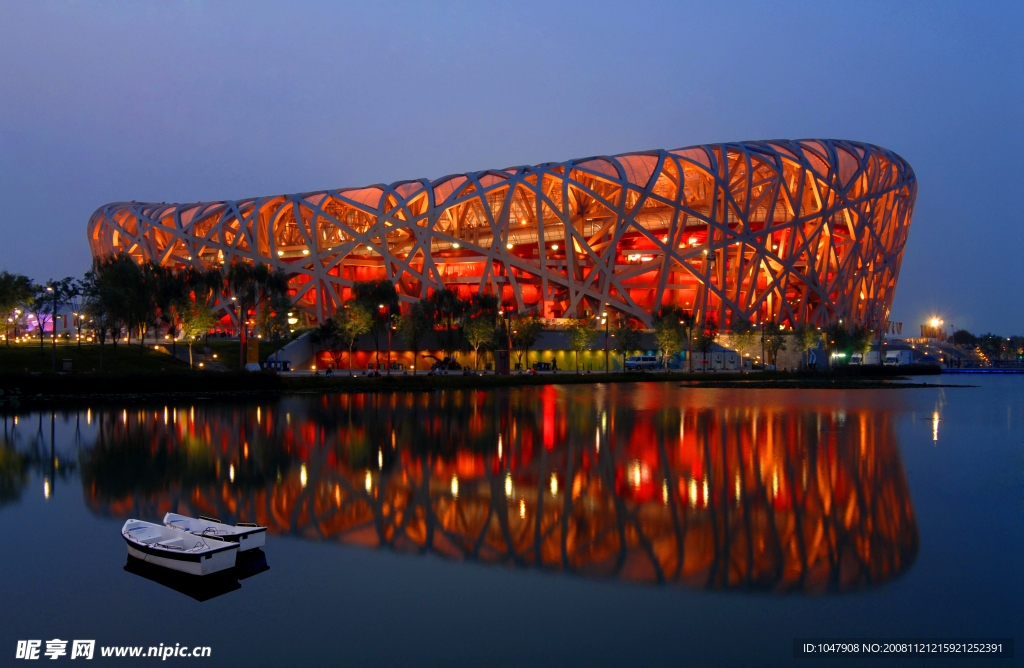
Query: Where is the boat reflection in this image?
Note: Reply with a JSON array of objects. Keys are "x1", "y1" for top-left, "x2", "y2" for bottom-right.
[
  {"x1": 123, "y1": 549, "x2": 268, "y2": 602},
  {"x1": 83, "y1": 386, "x2": 918, "y2": 592}
]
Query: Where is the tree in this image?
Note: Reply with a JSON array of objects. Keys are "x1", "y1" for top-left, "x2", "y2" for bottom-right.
[
  {"x1": 399, "y1": 301, "x2": 434, "y2": 374},
  {"x1": 353, "y1": 279, "x2": 400, "y2": 369},
  {"x1": 694, "y1": 317, "x2": 719, "y2": 369},
  {"x1": 424, "y1": 287, "x2": 467, "y2": 360},
  {"x1": 152, "y1": 265, "x2": 189, "y2": 359},
  {"x1": 338, "y1": 303, "x2": 372, "y2": 375},
  {"x1": 652, "y1": 305, "x2": 687, "y2": 371},
  {"x1": 227, "y1": 262, "x2": 288, "y2": 368},
  {"x1": 258, "y1": 291, "x2": 291, "y2": 341},
  {"x1": 729, "y1": 318, "x2": 757, "y2": 353},
  {"x1": 824, "y1": 322, "x2": 850, "y2": 367},
  {"x1": 611, "y1": 318, "x2": 643, "y2": 372},
  {"x1": 26, "y1": 285, "x2": 49, "y2": 351},
  {"x1": 81, "y1": 269, "x2": 110, "y2": 369},
  {"x1": 849, "y1": 325, "x2": 874, "y2": 357},
  {"x1": 793, "y1": 326, "x2": 822, "y2": 369},
  {"x1": 64, "y1": 279, "x2": 88, "y2": 349},
  {"x1": 762, "y1": 322, "x2": 787, "y2": 367},
  {"x1": 952, "y1": 329, "x2": 978, "y2": 347},
  {"x1": 310, "y1": 318, "x2": 347, "y2": 372},
  {"x1": 0, "y1": 271, "x2": 33, "y2": 345},
  {"x1": 565, "y1": 318, "x2": 597, "y2": 373},
  {"x1": 462, "y1": 316, "x2": 495, "y2": 370},
  {"x1": 462, "y1": 294, "x2": 499, "y2": 370},
  {"x1": 91, "y1": 254, "x2": 145, "y2": 360},
  {"x1": 180, "y1": 305, "x2": 217, "y2": 368},
  {"x1": 511, "y1": 315, "x2": 544, "y2": 370}
]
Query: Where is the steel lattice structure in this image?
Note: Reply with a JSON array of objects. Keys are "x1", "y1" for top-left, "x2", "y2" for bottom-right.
[{"x1": 88, "y1": 139, "x2": 915, "y2": 328}]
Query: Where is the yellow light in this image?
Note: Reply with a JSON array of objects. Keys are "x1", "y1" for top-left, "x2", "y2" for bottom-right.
[
  {"x1": 452, "y1": 242, "x2": 460, "y2": 249},
  {"x1": 519, "y1": 499, "x2": 526, "y2": 519},
  {"x1": 198, "y1": 362, "x2": 203, "y2": 367},
  {"x1": 300, "y1": 464, "x2": 308, "y2": 488},
  {"x1": 506, "y1": 243, "x2": 513, "y2": 249},
  {"x1": 365, "y1": 470, "x2": 373, "y2": 492},
  {"x1": 277, "y1": 251, "x2": 284, "y2": 256},
  {"x1": 451, "y1": 475, "x2": 459, "y2": 498},
  {"x1": 212, "y1": 354, "x2": 217, "y2": 358},
  {"x1": 550, "y1": 473, "x2": 558, "y2": 495},
  {"x1": 930, "y1": 317, "x2": 941, "y2": 328},
  {"x1": 44, "y1": 479, "x2": 50, "y2": 499},
  {"x1": 551, "y1": 244, "x2": 558, "y2": 251},
  {"x1": 302, "y1": 249, "x2": 310, "y2": 255},
  {"x1": 505, "y1": 473, "x2": 513, "y2": 497},
  {"x1": 378, "y1": 448, "x2": 383, "y2": 469},
  {"x1": 229, "y1": 464, "x2": 235, "y2": 482}
]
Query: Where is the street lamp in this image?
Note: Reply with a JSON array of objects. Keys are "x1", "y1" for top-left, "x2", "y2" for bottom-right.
[
  {"x1": 601, "y1": 309, "x2": 609, "y2": 372},
  {"x1": 46, "y1": 285, "x2": 57, "y2": 371},
  {"x1": 379, "y1": 303, "x2": 393, "y2": 375}
]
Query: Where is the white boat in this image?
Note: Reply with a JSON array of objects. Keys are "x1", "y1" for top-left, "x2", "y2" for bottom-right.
[
  {"x1": 163, "y1": 512, "x2": 267, "y2": 552},
  {"x1": 122, "y1": 519, "x2": 238, "y2": 576}
]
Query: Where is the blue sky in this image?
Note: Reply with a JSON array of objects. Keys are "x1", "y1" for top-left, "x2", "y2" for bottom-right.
[{"x1": 1, "y1": 0, "x2": 1021, "y2": 333}]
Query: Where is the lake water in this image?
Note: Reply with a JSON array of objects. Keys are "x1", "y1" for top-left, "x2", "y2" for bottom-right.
[{"x1": 1, "y1": 377, "x2": 1020, "y2": 666}]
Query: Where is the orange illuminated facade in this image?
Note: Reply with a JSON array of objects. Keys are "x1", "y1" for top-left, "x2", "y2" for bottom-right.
[{"x1": 88, "y1": 139, "x2": 916, "y2": 328}]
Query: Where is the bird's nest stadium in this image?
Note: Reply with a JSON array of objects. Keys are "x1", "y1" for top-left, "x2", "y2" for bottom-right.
[{"x1": 87, "y1": 139, "x2": 915, "y2": 329}]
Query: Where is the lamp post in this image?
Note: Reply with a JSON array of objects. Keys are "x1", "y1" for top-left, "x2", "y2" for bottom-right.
[
  {"x1": 380, "y1": 303, "x2": 392, "y2": 376},
  {"x1": 498, "y1": 308, "x2": 513, "y2": 375},
  {"x1": 47, "y1": 285, "x2": 57, "y2": 372},
  {"x1": 602, "y1": 309, "x2": 609, "y2": 372}
]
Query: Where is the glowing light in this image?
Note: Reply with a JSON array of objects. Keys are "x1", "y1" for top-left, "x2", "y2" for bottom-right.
[
  {"x1": 452, "y1": 242, "x2": 460, "y2": 249},
  {"x1": 702, "y1": 478, "x2": 709, "y2": 505},
  {"x1": 365, "y1": 470, "x2": 372, "y2": 492},
  {"x1": 689, "y1": 479, "x2": 697, "y2": 508},
  {"x1": 505, "y1": 472, "x2": 513, "y2": 497},
  {"x1": 519, "y1": 499, "x2": 526, "y2": 519},
  {"x1": 497, "y1": 434, "x2": 502, "y2": 459},
  {"x1": 229, "y1": 464, "x2": 235, "y2": 482},
  {"x1": 300, "y1": 464, "x2": 308, "y2": 488},
  {"x1": 257, "y1": 407, "x2": 261, "y2": 424},
  {"x1": 662, "y1": 481, "x2": 668, "y2": 505},
  {"x1": 451, "y1": 475, "x2": 459, "y2": 498},
  {"x1": 506, "y1": 243, "x2": 513, "y2": 249},
  {"x1": 335, "y1": 484, "x2": 341, "y2": 506},
  {"x1": 44, "y1": 479, "x2": 50, "y2": 499},
  {"x1": 551, "y1": 244, "x2": 558, "y2": 251},
  {"x1": 550, "y1": 473, "x2": 558, "y2": 495},
  {"x1": 378, "y1": 448, "x2": 383, "y2": 469},
  {"x1": 932, "y1": 411, "x2": 939, "y2": 442}
]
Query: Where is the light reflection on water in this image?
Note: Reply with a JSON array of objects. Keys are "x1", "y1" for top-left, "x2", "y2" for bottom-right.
[{"x1": 0, "y1": 384, "x2": 920, "y2": 593}]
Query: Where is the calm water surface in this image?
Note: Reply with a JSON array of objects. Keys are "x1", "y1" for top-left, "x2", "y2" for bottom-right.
[{"x1": 0, "y1": 377, "x2": 1020, "y2": 666}]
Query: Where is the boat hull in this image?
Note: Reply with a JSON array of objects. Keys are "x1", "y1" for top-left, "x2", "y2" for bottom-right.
[{"x1": 124, "y1": 540, "x2": 237, "y2": 576}]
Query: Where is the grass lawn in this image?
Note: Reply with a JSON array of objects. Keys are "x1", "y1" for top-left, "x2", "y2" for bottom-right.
[
  {"x1": 199, "y1": 340, "x2": 291, "y2": 370},
  {"x1": 0, "y1": 341, "x2": 188, "y2": 373}
]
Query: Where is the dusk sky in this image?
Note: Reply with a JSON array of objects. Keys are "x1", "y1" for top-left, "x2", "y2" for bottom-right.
[{"x1": 1, "y1": 0, "x2": 1020, "y2": 333}]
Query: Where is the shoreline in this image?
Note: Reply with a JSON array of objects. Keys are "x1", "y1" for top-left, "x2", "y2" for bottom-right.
[{"x1": 0, "y1": 367, "x2": 966, "y2": 410}]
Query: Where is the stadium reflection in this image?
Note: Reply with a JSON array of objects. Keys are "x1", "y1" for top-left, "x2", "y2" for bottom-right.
[{"x1": 82, "y1": 386, "x2": 918, "y2": 592}]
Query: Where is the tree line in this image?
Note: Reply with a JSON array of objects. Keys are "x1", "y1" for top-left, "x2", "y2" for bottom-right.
[{"x1": 0, "y1": 255, "x2": 290, "y2": 370}]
